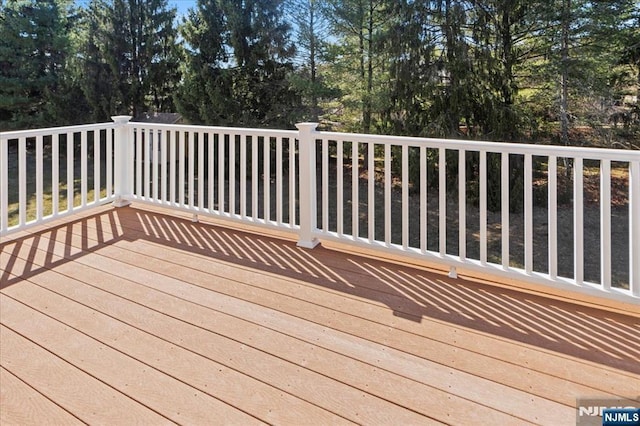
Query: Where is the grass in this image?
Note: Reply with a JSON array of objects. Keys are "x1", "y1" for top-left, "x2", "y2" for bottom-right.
[
  {"x1": 7, "y1": 187, "x2": 108, "y2": 227},
  {"x1": 5, "y1": 140, "x2": 109, "y2": 227}
]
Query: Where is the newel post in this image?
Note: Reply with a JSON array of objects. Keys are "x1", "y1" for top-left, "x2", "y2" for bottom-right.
[
  {"x1": 295, "y1": 122, "x2": 320, "y2": 249},
  {"x1": 111, "y1": 115, "x2": 133, "y2": 207}
]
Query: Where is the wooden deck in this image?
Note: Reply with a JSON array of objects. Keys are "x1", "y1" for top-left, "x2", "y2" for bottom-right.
[{"x1": 1, "y1": 205, "x2": 639, "y2": 425}]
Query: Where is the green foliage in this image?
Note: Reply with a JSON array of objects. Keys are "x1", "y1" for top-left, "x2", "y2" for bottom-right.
[
  {"x1": 0, "y1": 0, "x2": 78, "y2": 130},
  {"x1": 173, "y1": 0, "x2": 226, "y2": 123},
  {"x1": 321, "y1": 0, "x2": 392, "y2": 134},
  {"x1": 80, "y1": 0, "x2": 181, "y2": 119},
  {"x1": 287, "y1": 0, "x2": 336, "y2": 121},
  {"x1": 176, "y1": 0, "x2": 302, "y2": 128},
  {"x1": 0, "y1": 0, "x2": 637, "y2": 146}
]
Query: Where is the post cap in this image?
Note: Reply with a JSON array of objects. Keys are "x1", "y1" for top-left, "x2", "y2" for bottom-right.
[
  {"x1": 111, "y1": 115, "x2": 132, "y2": 124},
  {"x1": 295, "y1": 122, "x2": 319, "y2": 132}
]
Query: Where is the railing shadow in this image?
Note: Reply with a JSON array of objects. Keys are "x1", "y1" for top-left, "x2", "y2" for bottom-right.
[
  {"x1": 1, "y1": 205, "x2": 639, "y2": 376},
  {"x1": 1, "y1": 210, "x2": 124, "y2": 286}
]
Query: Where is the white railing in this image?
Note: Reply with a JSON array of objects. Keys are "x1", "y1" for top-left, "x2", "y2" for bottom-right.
[
  {"x1": 1, "y1": 117, "x2": 639, "y2": 303},
  {"x1": 125, "y1": 122, "x2": 300, "y2": 232},
  {"x1": 310, "y1": 127, "x2": 640, "y2": 302},
  {"x1": 0, "y1": 121, "x2": 117, "y2": 235}
]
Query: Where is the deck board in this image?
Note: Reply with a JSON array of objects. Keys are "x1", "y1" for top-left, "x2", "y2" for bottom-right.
[
  {"x1": 2, "y1": 237, "x2": 488, "y2": 424},
  {"x1": 1, "y1": 278, "x2": 347, "y2": 425},
  {"x1": 2, "y1": 205, "x2": 639, "y2": 425},
  {"x1": 0, "y1": 326, "x2": 173, "y2": 425},
  {"x1": 116, "y1": 234, "x2": 640, "y2": 389},
  {"x1": 0, "y1": 367, "x2": 83, "y2": 426},
  {"x1": 1, "y1": 296, "x2": 263, "y2": 425}
]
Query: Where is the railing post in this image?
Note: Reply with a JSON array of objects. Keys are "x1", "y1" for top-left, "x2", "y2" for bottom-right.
[
  {"x1": 630, "y1": 161, "x2": 640, "y2": 297},
  {"x1": 295, "y1": 122, "x2": 320, "y2": 249},
  {"x1": 111, "y1": 115, "x2": 133, "y2": 207}
]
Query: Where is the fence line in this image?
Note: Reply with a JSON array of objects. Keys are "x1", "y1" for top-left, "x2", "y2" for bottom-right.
[
  {"x1": 2, "y1": 118, "x2": 639, "y2": 303},
  {"x1": 126, "y1": 124, "x2": 299, "y2": 233},
  {"x1": 310, "y1": 126, "x2": 640, "y2": 302},
  {"x1": 1, "y1": 122, "x2": 116, "y2": 235}
]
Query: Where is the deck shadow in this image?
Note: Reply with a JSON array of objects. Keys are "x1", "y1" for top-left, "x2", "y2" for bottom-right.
[{"x1": 1, "y1": 205, "x2": 639, "y2": 375}]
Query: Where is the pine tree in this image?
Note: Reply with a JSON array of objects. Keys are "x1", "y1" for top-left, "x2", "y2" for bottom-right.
[
  {"x1": 222, "y1": 0, "x2": 300, "y2": 127},
  {"x1": 288, "y1": 0, "x2": 334, "y2": 122},
  {"x1": 323, "y1": 0, "x2": 391, "y2": 133},
  {"x1": 175, "y1": 0, "x2": 229, "y2": 124},
  {"x1": 178, "y1": 0, "x2": 300, "y2": 128},
  {"x1": 383, "y1": 1, "x2": 438, "y2": 136},
  {"x1": 611, "y1": 1, "x2": 640, "y2": 118},
  {"x1": 80, "y1": 0, "x2": 180, "y2": 119},
  {"x1": 0, "y1": 0, "x2": 74, "y2": 129}
]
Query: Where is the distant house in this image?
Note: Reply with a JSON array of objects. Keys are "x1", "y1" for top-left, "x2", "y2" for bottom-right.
[{"x1": 133, "y1": 112, "x2": 183, "y2": 124}]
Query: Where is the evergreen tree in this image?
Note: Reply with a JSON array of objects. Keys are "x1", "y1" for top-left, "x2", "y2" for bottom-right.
[
  {"x1": 611, "y1": 1, "x2": 639, "y2": 117},
  {"x1": 518, "y1": 0, "x2": 637, "y2": 144},
  {"x1": 221, "y1": 0, "x2": 300, "y2": 127},
  {"x1": 384, "y1": 1, "x2": 438, "y2": 136},
  {"x1": 323, "y1": 0, "x2": 391, "y2": 133},
  {"x1": 79, "y1": 1, "x2": 119, "y2": 121},
  {"x1": 175, "y1": 0, "x2": 230, "y2": 124},
  {"x1": 288, "y1": 0, "x2": 335, "y2": 122},
  {"x1": 432, "y1": 0, "x2": 476, "y2": 137},
  {"x1": 0, "y1": 0, "x2": 75, "y2": 129},
  {"x1": 177, "y1": 0, "x2": 300, "y2": 128},
  {"x1": 464, "y1": 0, "x2": 552, "y2": 140},
  {"x1": 0, "y1": 0, "x2": 636, "y2": 143},
  {"x1": 80, "y1": 0, "x2": 180, "y2": 119}
]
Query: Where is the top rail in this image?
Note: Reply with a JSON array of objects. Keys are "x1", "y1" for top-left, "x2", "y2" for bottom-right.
[
  {"x1": 3, "y1": 122, "x2": 637, "y2": 160},
  {"x1": 0, "y1": 122, "x2": 117, "y2": 139},
  {"x1": 317, "y1": 130, "x2": 640, "y2": 161},
  {"x1": 5, "y1": 122, "x2": 636, "y2": 162},
  {"x1": 127, "y1": 122, "x2": 298, "y2": 139}
]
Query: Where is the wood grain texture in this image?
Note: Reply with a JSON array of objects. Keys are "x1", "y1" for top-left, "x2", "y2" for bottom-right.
[
  {"x1": 0, "y1": 324, "x2": 172, "y2": 425},
  {"x1": 0, "y1": 367, "x2": 82, "y2": 426},
  {"x1": 0, "y1": 297, "x2": 262, "y2": 425},
  {"x1": 2, "y1": 205, "x2": 639, "y2": 426}
]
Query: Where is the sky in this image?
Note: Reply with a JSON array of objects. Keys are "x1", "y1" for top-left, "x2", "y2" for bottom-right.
[
  {"x1": 75, "y1": 1, "x2": 198, "y2": 18},
  {"x1": 167, "y1": 0, "x2": 197, "y2": 18}
]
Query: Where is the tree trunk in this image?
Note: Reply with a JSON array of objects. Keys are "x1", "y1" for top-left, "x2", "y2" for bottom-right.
[
  {"x1": 363, "y1": 0, "x2": 373, "y2": 135},
  {"x1": 501, "y1": 9, "x2": 513, "y2": 107},
  {"x1": 560, "y1": 0, "x2": 571, "y2": 148},
  {"x1": 443, "y1": 0, "x2": 460, "y2": 135},
  {"x1": 357, "y1": 0, "x2": 369, "y2": 134},
  {"x1": 309, "y1": 2, "x2": 319, "y2": 121}
]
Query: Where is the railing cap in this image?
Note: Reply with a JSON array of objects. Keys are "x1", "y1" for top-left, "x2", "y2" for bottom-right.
[
  {"x1": 295, "y1": 122, "x2": 319, "y2": 132},
  {"x1": 111, "y1": 115, "x2": 132, "y2": 125}
]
